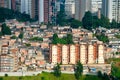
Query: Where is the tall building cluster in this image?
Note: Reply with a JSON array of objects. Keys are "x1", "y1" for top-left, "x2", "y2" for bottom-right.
[
  {"x1": 102, "y1": 0, "x2": 120, "y2": 22},
  {"x1": 0, "y1": 0, "x2": 120, "y2": 23},
  {"x1": 50, "y1": 43, "x2": 104, "y2": 65}
]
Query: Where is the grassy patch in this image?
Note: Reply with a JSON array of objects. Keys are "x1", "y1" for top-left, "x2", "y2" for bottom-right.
[
  {"x1": 107, "y1": 58, "x2": 120, "y2": 79},
  {"x1": 106, "y1": 58, "x2": 120, "y2": 64},
  {"x1": 0, "y1": 72, "x2": 102, "y2": 80}
]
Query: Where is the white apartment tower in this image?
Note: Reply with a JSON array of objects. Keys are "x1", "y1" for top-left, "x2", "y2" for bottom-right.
[
  {"x1": 102, "y1": 0, "x2": 120, "y2": 22},
  {"x1": 21, "y1": 0, "x2": 32, "y2": 15},
  {"x1": 39, "y1": 0, "x2": 44, "y2": 24},
  {"x1": 91, "y1": 0, "x2": 102, "y2": 14},
  {"x1": 65, "y1": 0, "x2": 75, "y2": 18}
]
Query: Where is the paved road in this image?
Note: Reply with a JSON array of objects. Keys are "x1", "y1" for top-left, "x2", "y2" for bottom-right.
[
  {"x1": 0, "y1": 71, "x2": 42, "y2": 76},
  {"x1": 0, "y1": 70, "x2": 97, "y2": 76}
]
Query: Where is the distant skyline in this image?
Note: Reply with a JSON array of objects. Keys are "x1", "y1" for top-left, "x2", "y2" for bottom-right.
[{"x1": 0, "y1": 0, "x2": 120, "y2": 23}]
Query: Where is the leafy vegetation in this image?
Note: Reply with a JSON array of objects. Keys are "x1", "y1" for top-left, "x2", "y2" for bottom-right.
[
  {"x1": 69, "y1": 18, "x2": 82, "y2": 28},
  {"x1": 106, "y1": 58, "x2": 120, "y2": 79},
  {"x1": 55, "y1": 4, "x2": 82, "y2": 28},
  {"x1": 106, "y1": 58, "x2": 120, "y2": 64},
  {"x1": 111, "y1": 63, "x2": 120, "y2": 79},
  {"x1": 115, "y1": 34, "x2": 120, "y2": 39},
  {"x1": 96, "y1": 34, "x2": 109, "y2": 43},
  {"x1": 52, "y1": 33, "x2": 74, "y2": 44},
  {"x1": 0, "y1": 7, "x2": 35, "y2": 22},
  {"x1": 56, "y1": 10, "x2": 114, "y2": 30},
  {"x1": 1, "y1": 23, "x2": 11, "y2": 35},
  {"x1": 74, "y1": 61, "x2": 83, "y2": 80},
  {"x1": 97, "y1": 71, "x2": 103, "y2": 78},
  {"x1": 82, "y1": 11, "x2": 110, "y2": 30},
  {"x1": 18, "y1": 33, "x2": 24, "y2": 39},
  {"x1": 56, "y1": 10, "x2": 67, "y2": 26},
  {"x1": 97, "y1": 71, "x2": 109, "y2": 80},
  {"x1": 25, "y1": 43, "x2": 31, "y2": 47},
  {"x1": 82, "y1": 11, "x2": 93, "y2": 30},
  {"x1": 53, "y1": 63, "x2": 61, "y2": 78},
  {"x1": 0, "y1": 72, "x2": 102, "y2": 80},
  {"x1": 10, "y1": 35, "x2": 17, "y2": 39},
  {"x1": 29, "y1": 37, "x2": 43, "y2": 42}
]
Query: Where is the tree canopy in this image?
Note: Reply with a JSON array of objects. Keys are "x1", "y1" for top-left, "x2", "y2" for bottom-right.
[
  {"x1": 18, "y1": 32, "x2": 24, "y2": 39},
  {"x1": 82, "y1": 11, "x2": 93, "y2": 30},
  {"x1": 53, "y1": 63, "x2": 61, "y2": 78},
  {"x1": 52, "y1": 33, "x2": 74, "y2": 44},
  {"x1": 1, "y1": 23, "x2": 11, "y2": 35},
  {"x1": 29, "y1": 37, "x2": 43, "y2": 42},
  {"x1": 96, "y1": 34, "x2": 109, "y2": 43},
  {"x1": 74, "y1": 61, "x2": 83, "y2": 80},
  {"x1": 82, "y1": 11, "x2": 111, "y2": 30},
  {"x1": 0, "y1": 7, "x2": 35, "y2": 22},
  {"x1": 69, "y1": 18, "x2": 82, "y2": 28}
]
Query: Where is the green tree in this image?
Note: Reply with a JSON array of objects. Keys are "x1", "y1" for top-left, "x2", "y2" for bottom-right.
[
  {"x1": 82, "y1": 11, "x2": 93, "y2": 30},
  {"x1": 100, "y1": 15, "x2": 110, "y2": 28},
  {"x1": 0, "y1": 7, "x2": 35, "y2": 23},
  {"x1": 4, "y1": 74, "x2": 8, "y2": 77},
  {"x1": 97, "y1": 71, "x2": 103, "y2": 78},
  {"x1": 74, "y1": 61, "x2": 83, "y2": 80},
  {"x1": 11, "y1": 35, "x2": 17, "y2": 39},
  {"x1": 56, "y1": 11, "x2": 67, "y2": 26},
  {"x1": 52, "y1": 33, "x2": 59, "y2": 44},
  {"x1": 70, "y1": 18, "x2": 82, "y2": 28},
  {"x1": 29, "y1": 37, "x2": 43, "y2": 42},
  {"x1": 103, "y1": 73, "x2": 109, "y2": 80},
  {"x1": 18, "y1": 33, "x2": 24, "y2": 39},
  {"x1": 25, "y1": 43, "x2": 31, "y2": 47},
  {"x1": 111, "y1": 19, "x2": 118, "y2": 28},
  {"x1": 0, "y1": 32, "x2": 2, "y2": 37},
  {"x1": 92, "y1": 16, "x2": 101, "y2": 28},
  {"x1": 66, "y1": 34, "x2": 74, "y2": 44},
  {"x1": 96, "y1": 34, "x2": 109, "y2": 43},
  {"x1": 53, "y1": 63, "x2": 61, "y2": 78},
  {"x1": 1, "y1": 23, "x2": 11, "y2": 35},
  {"x1": 111, "y1": 63, "x2": 120, "y2": 78}
]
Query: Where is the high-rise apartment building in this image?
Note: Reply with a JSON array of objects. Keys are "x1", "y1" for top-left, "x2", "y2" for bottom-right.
[
  {"x1": 0, "y1": 0, "x2": 5, "y2": 8},
  {"x1": 48, "y1": 0, "x2": 58, "y2": 25},
  {"x1": 50, "y1": 43, "x2": 105, "y2": 65},
  {"x1": 11, "y1": 0, "x2": 16, "y2": 10},
  {"x1": 44, "y1": 0, "x2": 49, "y2": 23},
  {"x1": 0, "y1": 0, "x2": 12, "y2": 9},
  {"x1": 102, "y1": 0, "x2": 120, "y2": 22},
  {"x1": 75, "y1": 0, "x2": 91, "y2": 21},
  {"x1": 39, "y1": 0, "x2": 44, "y2": 23},
  {"x1": 39, "y1": 0, "x2": 49, "y2": 24},
  {"x1": 65, "y1": 0, "x2": 75, "y2": 18},
  {"x1": 21, "y1": 0, "x2": 32, "y2": 16},
  {"x1": 91, "y1": 0, "x2": 102, "y2": 14},
  {"x1": 15, "y1": 0, "x2": 21, "y2": 12}
]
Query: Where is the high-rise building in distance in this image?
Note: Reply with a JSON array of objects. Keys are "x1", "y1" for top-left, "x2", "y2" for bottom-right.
[
  {"x1": 75, "y1": 0, "x2": 91, "y2": 21},
  {"x1": 91, "y1": 0, "x2": 102, "y2": 14},
  {"x1": 65, "y1": 0, "x2": 75, "y2": 18},
  {"x1": 102, "y1": 0, "x2": 120, "y2": 22}
]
